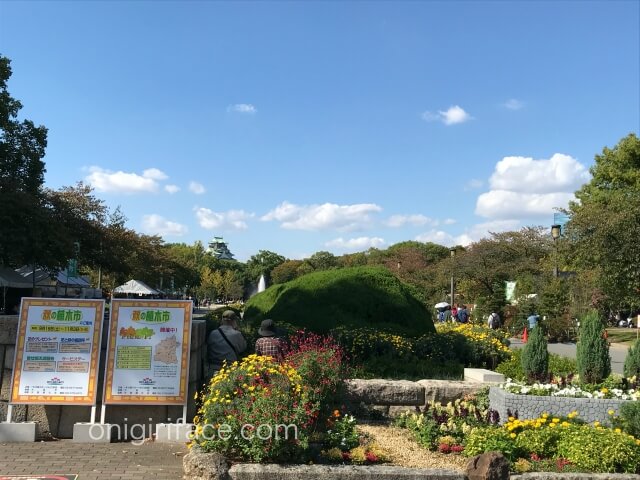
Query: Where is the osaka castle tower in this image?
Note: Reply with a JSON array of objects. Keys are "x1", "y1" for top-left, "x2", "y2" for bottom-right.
[{"x1": 207, "y1": 236, "x2": 236, "y2": 260}]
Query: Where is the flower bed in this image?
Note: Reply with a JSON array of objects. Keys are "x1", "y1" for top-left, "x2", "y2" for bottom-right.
[{"x1": 489, "y1": 386, "x2": 633, "y2": 426}]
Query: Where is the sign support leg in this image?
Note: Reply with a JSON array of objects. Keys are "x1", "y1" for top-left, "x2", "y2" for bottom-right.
[
  {"x1": 6, "y1": 404, "x2": 13, "y2": 423},
  {"x1": 182, "y1": 405, "x2": 187, "y2": 424},
  {"x1": 100, "y1": 404, "x2": 106, "y2": 424},
  {"x1": 90, "y1": 405, "x2": 96, "y2": 424}
]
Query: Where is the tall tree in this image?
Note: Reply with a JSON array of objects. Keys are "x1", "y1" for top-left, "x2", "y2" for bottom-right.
[
  {"x1": 566, "y1": 133, "x2": 640, "y2": 308},
  {"x1": 0, "y1": 55, "x2": 49, "y2": 267}
]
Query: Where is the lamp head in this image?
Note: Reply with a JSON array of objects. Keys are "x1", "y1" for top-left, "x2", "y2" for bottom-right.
[{"x1": 551, "y1": 224, "x2": 561, "y2": 240}]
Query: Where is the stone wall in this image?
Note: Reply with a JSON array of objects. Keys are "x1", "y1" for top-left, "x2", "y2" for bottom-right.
[
  {"x1": 489, "y1": 386, "x2": 632, "y2": 425},
  {"x1": 0, "y1": 314, "x2": 207, "y2": 439},
  {"x1": 345, "y1": 379, "x2": 485, "y2": 417}
]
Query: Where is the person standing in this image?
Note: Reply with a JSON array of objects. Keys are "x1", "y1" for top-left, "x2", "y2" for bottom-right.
[
  {"x1": 488, "y1": 311, "x2": 500, "y2": 329},
  {"x1": 207, "y1": 310, "x2": 247, "y2": 375},
  {"x1": 458, "y1": 305, "x2": 469, "y2": 323},
  {"x1": 255, "y1": 319, "x2": 285, "y2": 360},
  {"x1": 527, "y1": 312, "x2": 539, "y2": 329},
  {"x1": 451, "y1": 305, "x2": 459, "y2": 322}
]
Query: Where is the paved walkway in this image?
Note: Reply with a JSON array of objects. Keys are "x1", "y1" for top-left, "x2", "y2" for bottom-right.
[
  {"x1": 0, "y1": 441, "x2": 186, "y2": 480},
  {"x1": 510, "y1": 337, "x2": 629, "y2": 374}
]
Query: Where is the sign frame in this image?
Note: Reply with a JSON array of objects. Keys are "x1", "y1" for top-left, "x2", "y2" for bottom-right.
[
  {"x1": 103, "y1": 299, "x2": 192, "y2": 406},
  {"x1": 9, "y1": 297, "x2": 105, "y2": 406}
]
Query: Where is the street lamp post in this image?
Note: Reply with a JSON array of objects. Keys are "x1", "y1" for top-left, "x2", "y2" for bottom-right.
[
  {"x1": 551, "y1": 224, "x2": 561, "y2": 278},
  {"x1": 450, "y1": 248, "x2": 456, "y2": 307}
]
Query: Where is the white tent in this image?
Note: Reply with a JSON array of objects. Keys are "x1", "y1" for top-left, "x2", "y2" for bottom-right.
[{"x1": 113, "y1": 279, "x2": 159, "y2": 295}]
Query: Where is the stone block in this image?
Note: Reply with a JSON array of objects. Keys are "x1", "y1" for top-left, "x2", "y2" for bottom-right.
[
  {"x1": 0, "y1": 316, "x2": 19, "y2": 344},
  {"x1": 466, "y1": 452, "x2": 509, "y2": 480},
  {"x1": 464, "y1": 368, "x2": 505, "y2": 384},
  {"x1": 59, "y1": 405, "x2": 96, "y2": 438},
  {"x1": 3, "y1": 345, "x2": 15, "y2": 370},
  {"x1": 26, "y1": 404, "x2": 62, "y2": 439},
  {"x1": 155, "y1": 422, "x2": 193, "y2": 443},
  {"x1": 189, "y1": 348, "x2": 201, "y2": 383},
  {"x1": 388, "y1": 405, "x2": 421, "y2": 417},
  {"x1": 191, "y1": 320, "x2": 207, "y2": 351},
  {"x1": 418, "y1": 379, "x2": 483, "y2": 405},
  {"x1": 0, "y1": 421, "x2": 36, "y2": 442},
  {"x1": 183, "y1": 448, "x2": 230, "y2": 480},
  {"x1": 346, "y1": 379, "x2": 425, "y2": 406},
  {"x1": 72, "y1": 422, "x2": 115, "y2": 443}
]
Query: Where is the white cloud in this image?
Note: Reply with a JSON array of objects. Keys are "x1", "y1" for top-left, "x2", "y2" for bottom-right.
[
  {"x1": 415, "y1": 220, "x2": 520, "y2": 247},
  {"x1": 141, "y1": 214, "x2": 188, "y2": 237},
  {"x1": 195, "y1": 207, "x2": 254, "y2": 230},
  {"x1": 443, "y1": 218, "x2": 457, "y2": 225},
  {"x1": 475, "y1": 153, "x2": 590, "y2": 219},
  {"x1": 261, "y1": 201, "x2": 382, "y2": 231},
  {"x1": 228, "y1": 103, "x2": 257, "y2": 114},
  {"x1": 142, "y1": 168, "x2": 168, "y2": 180},
  {"x1": 165, "y1": 184, "x2": 180, "y2": 194},
  {"x1": 476, "y1": 191, "x2": 575, "y2": 219},
  {"x1": 503, "y1": 98, "x2": 524, "y2": 110},
  {"x1": 422, "y1": 105, "x2": 472, "y2": 125},
  {"x1": 189, "y1": 181, "x2": 206, "y2": 195},
  {"x1": 465, "y1": 179, "x2": 484, "y2": 191},
  {"x1": 85, "y1": 166, "x2": 167, "y2": 194},
  {"x1": 384, "y1": 214, "x2": 434, "y2": 228},
  {"x1": 325, "y1": 236, "x2": 385, "y2": 251},
  {"x1": 489, "y1": 154, "x2": 589, "y2": 194}
]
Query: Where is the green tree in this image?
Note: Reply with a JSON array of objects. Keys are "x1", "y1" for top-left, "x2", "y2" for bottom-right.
[
  {"x1": 0, "y1": 55, "x2": 51, "y2": 268},
  {"x1": 521, "y1": 322, "x2": 549, "y2": 382},
  {"x1": 624, "y1": 341, "x2": 640, "y2": 379},
  {"x1": 566, "y1": 133, "x2": 640, "y2": 308},
  {"x1": 576, "y1": 310, "x2": 611, "y2": 384},
  {"x1": 245, "y1": 250, "x2": 286, "y2": 283},
  {"x1": 539, "y1": 278, "x2": 570, "y2": 341},
  {"x1": 307, "y1": 251, "x2": 338, "y2": 271},
  {"x1": 271, "y1": 260, "x2": 304, "y2": 284}
]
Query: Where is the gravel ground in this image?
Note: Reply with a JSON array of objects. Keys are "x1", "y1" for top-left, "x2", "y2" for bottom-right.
[{"x1": 358, "y1": 424, "x2": 468, "y2": 471}]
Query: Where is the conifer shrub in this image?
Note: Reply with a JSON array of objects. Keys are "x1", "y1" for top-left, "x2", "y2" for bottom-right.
[
  {"x1": 521, "y1": 322, "x2": 549, "y2": 382},
  {"x1": 624, "y1": 340, "x2": 640, "y2": 379},
  {"x1": 243, "y1": 266, "x2": 433, "y2": 335},
  {"x1": 576, "y1": 310, "x2": 611, "y2": 384}
]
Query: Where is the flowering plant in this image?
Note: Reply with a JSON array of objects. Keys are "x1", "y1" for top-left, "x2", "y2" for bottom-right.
[
  {"x1": 325, "y1": 410, "x2": 359, "y2": 451},
  {"x1": 501, "y1": 377, "x2": 640, "y2": 400},
  {"x1": 191, "y1": 354, "x2": 318, "y2": 462}
]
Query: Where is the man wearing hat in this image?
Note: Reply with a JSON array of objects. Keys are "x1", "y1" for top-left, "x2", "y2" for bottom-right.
[
  {"x1": 207, "y1": 310, "x2": 247, "y2": 375},
  {"x1": 255, "y1": 319, "x2": 285, "y2": 360}
]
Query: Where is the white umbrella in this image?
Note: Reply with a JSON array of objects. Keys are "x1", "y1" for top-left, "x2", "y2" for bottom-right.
[{"x1": 434, "y1": 302, "x2": 450, "y2": 309}]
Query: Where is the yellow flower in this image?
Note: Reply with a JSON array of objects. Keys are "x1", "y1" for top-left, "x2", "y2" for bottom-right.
[
  {"x1": 615, "y1": 428, "x2": 622, "y2": 433},
  {"x1": 510, "y1": 433, "x2": 516, "y2": 438},
  {"x1": 593, "y1": 421, "x2": 600, "y2": 427},
  {"x1": 608, "y1": 409, "x2": 615, "y2": 415},
  {"x1": 552, "y1": 418, "x2": 560, "y2": 423}
]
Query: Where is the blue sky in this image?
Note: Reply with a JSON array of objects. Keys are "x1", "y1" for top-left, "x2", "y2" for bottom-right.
[{"x1": 1, "y1": 1, "x2": 638, "y2": 261}]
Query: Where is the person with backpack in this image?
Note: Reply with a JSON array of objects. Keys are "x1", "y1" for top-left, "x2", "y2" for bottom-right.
[
  {"x1": 488, "y1": 311, "x2": 500, "y2": 329},
  {"x1": 207, "y1": 310, "x2": 247, "y2": 376},
  {"x1": 458, "y1": 305, "x2": 469, "y2": 323},
  {"x1": 437, "y1": 310, "x2": 446, "y2": 323}
]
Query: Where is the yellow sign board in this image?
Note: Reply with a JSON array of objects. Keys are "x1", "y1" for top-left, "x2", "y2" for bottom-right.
[
  {"x1": 103, "y1": 299, "x2": 192, "y2": 405},
  {"x1": 10, "y1": 298, "x2": 104, "y2": 405}
]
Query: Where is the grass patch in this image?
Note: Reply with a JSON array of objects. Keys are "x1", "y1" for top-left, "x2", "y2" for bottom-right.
[{"x1": 606, "y1": 328, "x2": 640, "y2": 345}]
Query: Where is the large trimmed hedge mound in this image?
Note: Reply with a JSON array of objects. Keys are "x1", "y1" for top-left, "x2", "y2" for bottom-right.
[{"x1": 243, "y1": 266, "x2": 434, "y2": 335}]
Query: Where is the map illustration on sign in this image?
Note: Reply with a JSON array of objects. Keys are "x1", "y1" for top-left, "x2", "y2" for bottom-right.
[
  {"x1": 154, "y1": 335, "x2": 179, "y2": 364},
  {"x1": 103, "y1": 299, "x2": 192, "y2": 405}
]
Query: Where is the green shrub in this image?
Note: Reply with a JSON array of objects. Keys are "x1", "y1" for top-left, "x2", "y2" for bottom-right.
[
  {"x1": 521, "y1": 323, "x2": 549, "y2": 382},
  {"x1": 394, "y1": 412, "x2": 441, "y2": 449},
  {"x1": 192, "y1": 355, "x2": 316, "y2": 462},
  {"x1": 618, "y1": 401, "x2": 640, "y2": 438},
  {"x1": 464, "y1": 426, "x2": 520, "y2": 462},
  {"x1": 497, "y1": 349, "x2": 577, "y2": 381},
  {"x1": 556, "y1": 425, "x2": 640, "y2": 473},
  {"x1": 243, "y1": 266, "x2": 434, "y2": 335},
  {"x1": 576, "y1": 311, "x2": 611, "y2": 384},
  {"x1": 624, "y1": 340, "x2": 640, "y2": 378},
  {"x1": 514, "y1": 427, "x2": 560, "y2": 458}
]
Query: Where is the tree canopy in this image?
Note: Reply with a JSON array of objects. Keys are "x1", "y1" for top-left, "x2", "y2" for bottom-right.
[{"x1": 566, "y1": 133, "x2": 640, "y2": 308}]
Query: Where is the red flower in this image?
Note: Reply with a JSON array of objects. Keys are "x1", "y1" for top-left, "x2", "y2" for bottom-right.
[{"x1": 438, "y1": 443, "x2": 451, "y2": 454}]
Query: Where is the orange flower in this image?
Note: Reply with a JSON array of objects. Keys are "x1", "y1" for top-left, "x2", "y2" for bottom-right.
[{"x1": 333, "y1": 409, "x2": 341, "y2": 418}]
